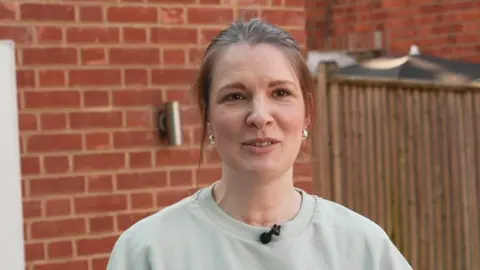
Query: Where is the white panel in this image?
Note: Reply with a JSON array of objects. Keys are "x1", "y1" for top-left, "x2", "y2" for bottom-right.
[{"x1": 0, "y1": 40, "x2": 25, "y2": 270}]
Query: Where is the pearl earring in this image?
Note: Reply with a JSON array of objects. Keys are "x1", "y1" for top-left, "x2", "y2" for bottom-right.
[
  {"x1": 208, "y1": 134, "x2": 215, "y2": 144},
  {"x1": 302, "y1": 129, "x2": 308, "y2": 139}
]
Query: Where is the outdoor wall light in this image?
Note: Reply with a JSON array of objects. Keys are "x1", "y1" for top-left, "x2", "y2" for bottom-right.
[{"x1": 157, "y1": 101, "x2": 183, "y2": 146}]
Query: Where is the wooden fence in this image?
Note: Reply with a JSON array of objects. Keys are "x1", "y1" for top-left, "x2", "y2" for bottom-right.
[{"x1": 312, "y1": 63, "x2": 480, "y2": 270}]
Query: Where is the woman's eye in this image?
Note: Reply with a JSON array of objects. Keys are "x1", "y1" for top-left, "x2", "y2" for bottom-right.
[
  {"x1": 272, "y1": 89, "x2": 292, "y2": 97},
  {"x1": 224, "y1": 93, "x2": 245, "y2": 101}
]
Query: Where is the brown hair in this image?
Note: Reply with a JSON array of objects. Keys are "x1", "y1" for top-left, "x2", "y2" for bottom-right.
[{"x1": 193, "y1": 18, "x2": 315, "y2": 164}]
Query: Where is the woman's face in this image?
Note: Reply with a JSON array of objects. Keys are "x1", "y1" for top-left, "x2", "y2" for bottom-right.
[{"x1": 208, "y1": 43, "x2": 307, "y2": 177}]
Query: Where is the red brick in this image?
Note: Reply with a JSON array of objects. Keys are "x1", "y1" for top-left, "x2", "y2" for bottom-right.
[
  {"x1": 116, "y1": 171, "x2": 167, "y2": 190},
  {"x1": 187, "y1": 8, "x2": 234, "y2": 24},
  {"x1": 131, "y1": 192, "x2": 155, "y2": 208},
  {"x1": 69, "y1": 111, "x2": 123, "y2": 129},
  {"x1": 89, "y1": 216, "x2": 115, "y2": 233},
  {"x1": 48, "y1": 241, "x2": 73, "y2": 259},
  {"x1": 159, "y1": 7, "x2": 185, "y2": 24},
  {"x1": 45, "y1": 198, "x2": 71, "y2": 217},
  {"x1": 123, "y1": 27, "x2": 147, "y2": 43},
  {"x1": 19, "y1": 113, "x2": 38, "y2": 131},
  {"x1": 117, "y1": 212, "x2": 156, "y2": 231},
  {"x1": 16, "y1": 70, "x2": 36, "y2": 88},
  {"x1": 83, "y1": 90, "x2": 110, "y2": 107},
  {"x1": 73, "y1": 153, "x2": 125, "y2": 172},
  {"x1": 150, "y1": 27, "x2": 198, "y2": 44},
  {"x1": 125, "y1": 69, "x2": 149, "y2": 85},
  {"x1": 151, "y1": 68, "x2": 198, "y2": 85},
  {"x1": 164, "y1": 49, "x2": 186, "y2": 65},
  {"x1": 170, "y1": 169, "x2": 193, "y2": 186},
  {"x1": 74, "y1": 194, "x2": 128, "y2": 214},
  {"x1": 23, "y1": 200, "x2": 42, "y2": 219},
  {"x1": 67, "y1": 27, "x2": 120, "y2": 43},
  {"x1": 77, "y1": 236, "x2": 118, "y2": 256},
  {"x1": 129, "y1": 151, "x2": 153, "y2": 168},
  {"x1": 109, "y1": 48, "x2": 160, "y2": 65},
  {"x1": 262, "y1": 9, "x2": 305, "y2": 27},
  {"x1": 36, "y1": 26, "x2": 63, "y2": 43},
  {"x1": 31, "y1": 218, "x2": 86, "y2": 239},
  {"x1": 231, "y1": 0, "x2": 268, "y2": 6},
  {"x1": 24, "y1": 242, "x2": 45, "y2": 261},
  {"x1": 39, "y1": 113, "x2": 67, "y2": 130},
  {"x1": 69, "y1": 69, "x2": 121, "y2": 86},
  {"x1": 23, "y1": 48, "x2": 77, "y2": 66},
  {"x1": 38, "y1": 70, "x2": 66, "y2": 87},
  {"x1": 43, "y1": 155, "x2": 70, "y2": 174},
  {"x1": 196, "y1": 167, "x2": 221, "y2": 185},
  {"x1": 147, "y1": 0, "x2": 194, "y2": 3},
  {"x1": 24, "y1": 90, "x2": 80, "y2": 109},
  {"x1": 79, "y1": 5, "x2": 103, "y2": 22},
  {"x1": 125, "y1": 110, "x2": 154, "y2": 128},
  {"x1": 107, "y1": 6, "x2": 157, "y2": 23},
  {"x1": 85, "y1": 132, "x2": 112, "y2": 150},
  {"x1": 81, "y1": 48, "x2": 107, "y2": 65},
  {"x1": 182, "y1": 107, "x2": 201, "y2": 125},
  {"x1": 86, "y1": 175, "x2": 113, "y2": 193},
  {"x1": 21, "y1": 156, "x2": 41, "y2": 175},
  {"x1": 199, "y1": 0, "x2": 221, "y2": 3},
  {"x1": 113, "y1": 131, "x2": 158, "y2": 148},
  {"x1": 199, "y1": 28, "x2": 222, "y2": 45},
  {"x1": 0, "y1": 26, "x2": 34, "y2": 44},
  {"x1": 156, "y1": 149, "x2": 200, "y2": 166},
  {"x1": 29, "y1": 176, "x2": 85, "y2": 197},
  {"x1": 156, "y1": 188, "x2": 197, "y2": 207},
  {"x1": 0, "y1": 3, "x2": 15, "y2": 20},
  {"x1": 92, "y1": 257, "x2": 109, "y2": 270},
  {"x1": 112, "y1": 88, "x2": 163, "y2": 107},
  {"x1": 165, "y1": 89, "x2": 194, "y2": 105},
  {"x1": 20, "y1": 3, "x2": 75, "y2": 21},
  {"x1": 35, "y1": 260, "x2": 89, "y2": 270},
  {"x1": 27, "y1": 134, "x2": 82, "y2": 153}
]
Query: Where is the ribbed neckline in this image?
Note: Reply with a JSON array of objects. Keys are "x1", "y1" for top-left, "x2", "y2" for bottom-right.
[{"x1": 195, "y1": 182, "x2": 316, "y2": 243}]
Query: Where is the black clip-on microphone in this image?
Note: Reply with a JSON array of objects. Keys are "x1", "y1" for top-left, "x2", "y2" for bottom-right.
[{"x1": 259, "y1": 224, "x2": 281, "y2": 244}]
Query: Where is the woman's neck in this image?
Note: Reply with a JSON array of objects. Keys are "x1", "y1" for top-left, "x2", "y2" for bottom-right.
[{"x1": 212, "y1": 166, "x2": 302, "y2": 227}]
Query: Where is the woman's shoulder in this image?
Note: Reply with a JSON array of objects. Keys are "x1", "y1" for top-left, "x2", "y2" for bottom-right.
[
  {"x1": 113, "y1": 190, "x2": 200, "y2": 248},
  {"x1": 311, "y1": 195, "x2": 390, "y2": 240}
]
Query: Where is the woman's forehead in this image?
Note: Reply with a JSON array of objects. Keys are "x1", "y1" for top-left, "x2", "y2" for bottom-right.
[{"x1": 211, "y1": 43, "x2": 299, "y2": 87}]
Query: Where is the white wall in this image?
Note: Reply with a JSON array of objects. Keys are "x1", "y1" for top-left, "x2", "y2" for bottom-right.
[{"x1": 0, "y1": 40, "x2": 25, "y2": 270}]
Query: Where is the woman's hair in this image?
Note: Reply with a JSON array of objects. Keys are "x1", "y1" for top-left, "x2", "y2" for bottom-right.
[{"x1": 193, "y1": 18, "x2": 315, "y2": 164}]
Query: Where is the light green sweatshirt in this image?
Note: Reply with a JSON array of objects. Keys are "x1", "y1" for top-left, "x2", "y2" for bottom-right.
[{"x1": 107, "y1": 183, "x2": 412, "y2": 270}]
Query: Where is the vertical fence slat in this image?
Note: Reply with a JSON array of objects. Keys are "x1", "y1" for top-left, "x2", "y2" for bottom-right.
[
  {"x1": 460, "y1": 90, "x2": 479, "y2": 270},
  {"x1": 472, "y1": 92, "x2": 480, "y2": 269},
  {"x1": 329, "y1": 83, "x2": 343, "y2": 203},
  {"x1": 365, "y1": 86, "x2": 375, "y2": 221},
  {"x1": 449, "y1": 93, "x2": 464, "y2": 270},
  {"x1": 374, "y1": 86, "x2": 385, "y2": 229},
  {"x1": 406, "y1": 88, "x2": 418, "y2": 266},
  {"x1": 381, "y1": 86, "x2": 393, "y2": 237},
  {"x1": 342, "y1": 83, "x2": 352, "y2": 209},
  {"x1": 422, "y1": 90, "x2": 435, "y2": 270},
  {"x1": 313, "y1": 63, "x2": 333, "y2": 200},
  {"x1": 438, "y1": 90, "x2": 454, "y2": 269},
  {"x1": 429, "y1": 90, "x2": 444, "y2": 270},
  {"x1": 397, "y1": 88, "x2": 410, "y2": 260}
]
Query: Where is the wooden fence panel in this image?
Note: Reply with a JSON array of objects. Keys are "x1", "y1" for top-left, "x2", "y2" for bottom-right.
[{"x1": 313, "y1": 64, "x2": 480, "y2": 270}]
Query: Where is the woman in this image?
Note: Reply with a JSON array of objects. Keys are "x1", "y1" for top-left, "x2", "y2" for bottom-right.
[{"x1": 107, "y1": 18, "x2": 412, "y2": 270}]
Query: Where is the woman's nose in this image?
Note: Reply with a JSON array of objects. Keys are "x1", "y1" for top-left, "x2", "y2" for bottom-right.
[{"x1": 244, "y1": 96, "x2": 274, "y2": 129}]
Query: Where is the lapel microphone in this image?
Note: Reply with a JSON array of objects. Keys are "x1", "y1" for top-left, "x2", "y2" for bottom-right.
[{"x1": 259, "y1": 224, "x2": 281, "y2": 244}]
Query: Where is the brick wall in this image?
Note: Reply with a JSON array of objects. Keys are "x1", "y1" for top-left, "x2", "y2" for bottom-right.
[
  {"x1": 0, "y1": 0, "x2": 313, "y2": 269},
  {"x1": 307, "y1": 0, "x2": 480, "y2": 62}
]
